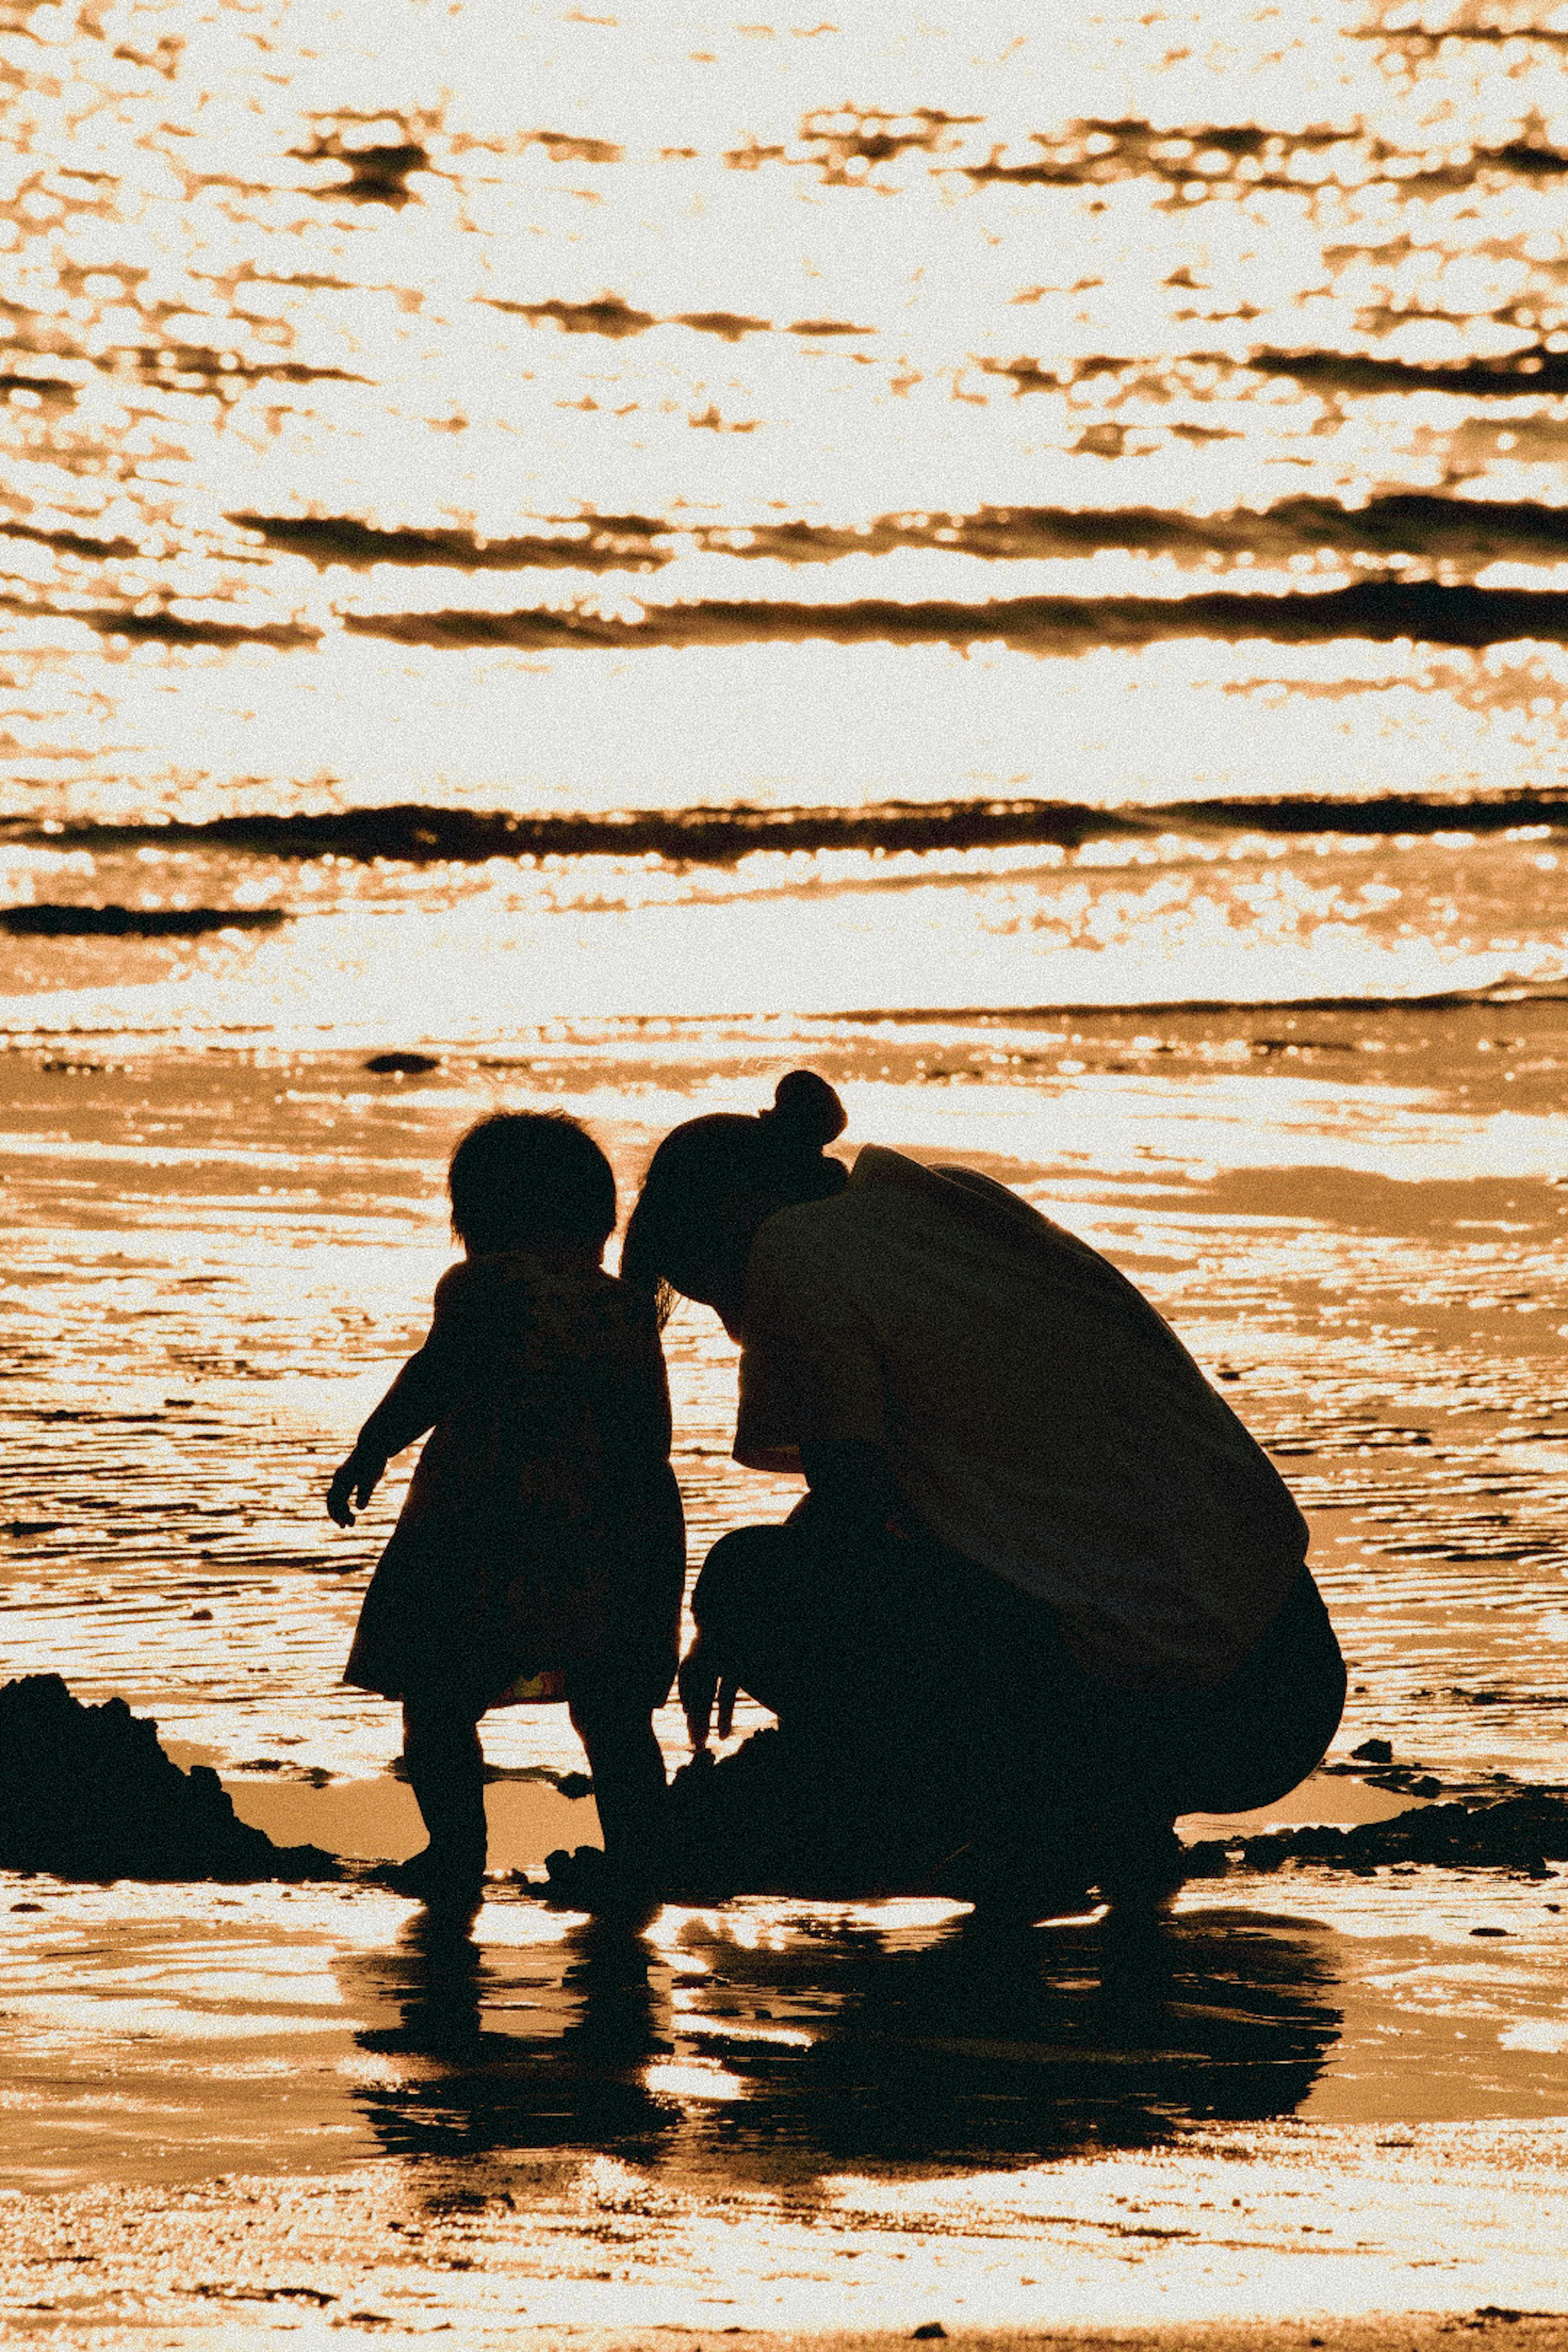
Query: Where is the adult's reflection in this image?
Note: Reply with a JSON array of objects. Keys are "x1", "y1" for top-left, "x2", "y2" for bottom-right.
[
  {"x1": 657, "y1": 1902, "x2": 1344, "y2": 2171},
  {"x1": 343, "y1": 1898, "x2": 1341, "y2": 2177}
]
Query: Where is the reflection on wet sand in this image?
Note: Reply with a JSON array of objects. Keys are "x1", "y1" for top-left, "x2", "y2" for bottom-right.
[
  {"x1": 350, "y1": 1908, "x2": 678, "y2": 2167},
  {"x1": 342, "y1": 1901, "x2": 1342, "y2": 2183}
]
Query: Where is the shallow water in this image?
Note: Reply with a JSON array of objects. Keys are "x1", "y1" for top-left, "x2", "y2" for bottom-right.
[
  {"x1": 5, "y1": 1860, "x2": 1568, "y2": 2345},
  {"x1": 5, "y1": 1011, "x2": 1568, "y2": 2224},
  {"x1": 6, "y1": 1018, "x2": 1568, "y2": 1786}
]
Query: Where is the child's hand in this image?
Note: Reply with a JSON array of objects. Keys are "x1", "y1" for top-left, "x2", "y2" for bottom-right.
[{"x1": 327, "y1": 1450, "x2": 384, "y2": 1528}]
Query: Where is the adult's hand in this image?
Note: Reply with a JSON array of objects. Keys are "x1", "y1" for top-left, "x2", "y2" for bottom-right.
[{"x1": 679, "y1": 1634, "x2": 737, "y2": 1751}]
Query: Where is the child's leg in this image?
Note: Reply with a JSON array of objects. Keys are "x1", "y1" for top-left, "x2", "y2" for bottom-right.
[
  {"x1": 567, "y1": 1677, "x2": 667, "y2": 1860},
  {"x1": 401, "y1": 1695, "x2": 487, "y2": 1874}
]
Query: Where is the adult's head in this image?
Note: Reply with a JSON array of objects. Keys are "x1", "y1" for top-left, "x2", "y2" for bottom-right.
[
  {"x1": 448, "y1": 1110, "x2": 617, "y2": 1256},
  {"x1": 621, "y1": 1070, "x2": 849, "y2": 1330}
]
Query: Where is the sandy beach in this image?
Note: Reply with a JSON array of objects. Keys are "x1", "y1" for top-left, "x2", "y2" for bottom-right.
[{"x1": 2, "y1": 1030, "x2": 1566, "y2": 2341}]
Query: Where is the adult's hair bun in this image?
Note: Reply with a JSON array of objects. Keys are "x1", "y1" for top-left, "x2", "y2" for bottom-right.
[{"x1": 766, "y1": 1069, "x2": 847, "y2": 1149}]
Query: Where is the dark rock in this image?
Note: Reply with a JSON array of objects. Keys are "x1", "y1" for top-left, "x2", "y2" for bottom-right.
[
  {"x1": 0, "y1": 1675, "x2": 340, "y2": 1883},
  {"x1": 363, "y1": 1051, "x2": 439, "y2": 1076},
  {"x1": 1184, "y1": 1790, "x2": 1568, "y2": 1880},
  {"x1": 1351, "y1": 1737, "x2": 1394, "y2": 1763}
]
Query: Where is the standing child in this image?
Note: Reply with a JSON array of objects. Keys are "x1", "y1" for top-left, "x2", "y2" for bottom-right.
[{"x1": 327, "y1": 1112, "x2": 685, "y2": 1907}]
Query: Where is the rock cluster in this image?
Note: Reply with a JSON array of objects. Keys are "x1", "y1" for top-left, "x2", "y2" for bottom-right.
[
  {"x1": 1184, "y1": 1791, "x2": 1568, "y2": 1880},
  {"x1": 0, "y1": 1675, "x2": 339, "y2": 1883}
]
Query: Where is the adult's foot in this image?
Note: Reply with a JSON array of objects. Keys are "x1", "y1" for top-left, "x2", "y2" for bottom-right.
[
  {"x1": 1096, "y1": 1817, "x2": 1186, "y2": 1911},
  {"x1": 541, "y1": 1842, "x2": 664, "y2": 1916},
  {"x1": 933, "y1": 1826, "x2": 1098, "y2": 1921},
  {"x1": 962, "y1": 1869, "x2": 1100, "y2": 1927}
]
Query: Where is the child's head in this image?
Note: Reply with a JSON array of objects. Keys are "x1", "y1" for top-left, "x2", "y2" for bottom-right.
[{"x1": 448, "y1": 1112, "x2": 616, "y2": 1256}]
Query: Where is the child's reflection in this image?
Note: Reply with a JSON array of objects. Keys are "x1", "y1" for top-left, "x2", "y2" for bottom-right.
[{"x1": 345, "y1": 1908, "x2": 675, "y2": 2163}]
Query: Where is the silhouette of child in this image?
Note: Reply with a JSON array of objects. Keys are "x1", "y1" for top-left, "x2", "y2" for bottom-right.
[{"x1": 327, "y1": 1112, "x2": 685, "y2": 1907}]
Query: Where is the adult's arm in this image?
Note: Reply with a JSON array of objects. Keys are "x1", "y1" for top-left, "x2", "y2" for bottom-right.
[{"x1": 798, "y1": 1438, "x2": 911, "y2": 1541}]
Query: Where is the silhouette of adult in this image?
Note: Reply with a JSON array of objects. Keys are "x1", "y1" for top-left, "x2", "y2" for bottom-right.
[{"x1": 623, "y1": 1071, "x2": 1345, "y2": 1906}]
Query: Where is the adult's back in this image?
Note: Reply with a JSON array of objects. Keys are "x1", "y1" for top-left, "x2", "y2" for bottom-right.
[{"x1": 737, "y1": 1145, "x2": 1307, "y2": 1691}]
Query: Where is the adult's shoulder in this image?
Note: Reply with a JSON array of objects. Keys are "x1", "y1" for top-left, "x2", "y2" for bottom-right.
[{"x1": 834, "y1": 1145, "x2": 1065, "y2": 1248}]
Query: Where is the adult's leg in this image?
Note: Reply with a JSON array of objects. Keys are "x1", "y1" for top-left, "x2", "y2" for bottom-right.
[
  {"x1": 947, "y1": 1564, "x2": 1344, "y2": 1900},
  {"x1": 700, "y1": 1525, "x2": 1343, "y2": 1897},
  {"x1": 689, "y1": 1515, "x2": 1076, "y2": 1887},
  {"x1": 915, "y1": 1560, "x2": 1159, "y2": 1905},
  {"x1": 1151, "y1": 1567, "x2": 1347, "y2": 1818}
]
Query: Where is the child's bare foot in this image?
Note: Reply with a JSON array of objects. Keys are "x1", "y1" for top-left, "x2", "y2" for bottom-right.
[{"x1": 379, "y1": 1844, "x2": 486, "y2": 1911}]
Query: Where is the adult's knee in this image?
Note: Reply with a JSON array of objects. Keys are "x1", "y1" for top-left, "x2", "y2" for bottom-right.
[
  {"x1": 691, "y1": 1523, "x2": 797, "y2": 1640},
  {"x1": 690, "y1": 1520, "x2": 840, "y2": 1729}
]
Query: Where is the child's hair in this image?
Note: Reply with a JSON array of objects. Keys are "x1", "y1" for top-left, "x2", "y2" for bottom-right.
[
  {"x1": 448, "y1": 1112, "x2": 616, "y2": 1254},
  {"x1": 621, "y1": 1070, "x2": 848, "y2": 1317}
]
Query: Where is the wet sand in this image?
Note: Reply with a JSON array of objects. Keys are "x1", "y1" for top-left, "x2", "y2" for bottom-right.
[
  {"x1": 3, "y1": 1867, "x2": 1568, "y2": 2332},
  {"x1": 2, "y1": 1028, "x2": 1567, "y2": 2336}
]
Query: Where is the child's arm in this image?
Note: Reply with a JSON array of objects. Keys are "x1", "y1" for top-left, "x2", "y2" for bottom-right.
[
  {"x1": 325, "y1": 1264, "x2": 474, "y2": 1527},
  {"x1": 594, "y1": 1292, "x2": 688, "y2": 1682}
]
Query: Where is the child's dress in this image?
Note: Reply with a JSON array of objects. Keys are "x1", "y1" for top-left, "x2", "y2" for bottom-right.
[{"x1": 344, "y1": 1250, "x2": 685, "y2": 1713}]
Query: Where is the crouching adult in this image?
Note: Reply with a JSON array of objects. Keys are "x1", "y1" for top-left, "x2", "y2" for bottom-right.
[{"x1": 623, "y1": 1071, "x2": 1345, "y2": 1908}]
